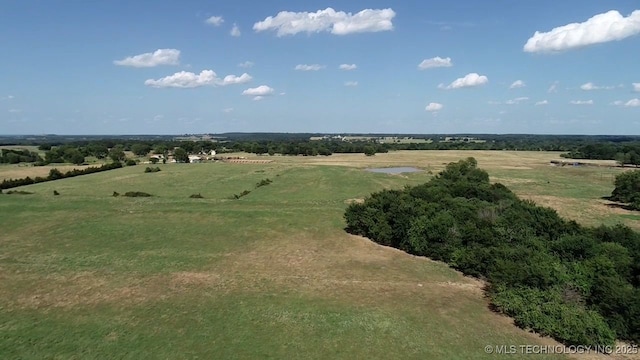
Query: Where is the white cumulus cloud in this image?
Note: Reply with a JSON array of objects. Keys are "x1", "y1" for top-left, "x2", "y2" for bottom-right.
[
  {"x1": 219, "y1": 73, "x2": 252, "y2": 85},
  {"x1": 231, "y1": 23, "x2": 241, "y2": 37},
  {"x1": 580, "y1": 82, "x2": 614, "y2": 90},
  {"x1": 114, "y1": 49, "x2": 180, "y2": 67},
  {"x1": 344, "y1": 81, "x2": 358, "y2": 87},
  {"x1": 223, "y1": 108, "x2": 234, "y2": 113},
  {"x1": 295, "y1": 64, "x2": 325, "y2": 71},
  {"x1": 510, "y1": 80, "x2": 526, "y2": 89},
  {"x1": 570, "y1": 100, "x2": 594, "y2": 105},
  {"x1": 535, "y1": 100, "x2": 549, "y2": 106},
  {"x1": 418, "y1": 57, "x2": 452, "y2": 70},
  {"x1": 238, "y1": 61, "x2": 254, "y2": 68},
  {"x1": 440, "y1": 73, "x2": 488, "y2": 89},
  {"x1": 253, "y1": 7, "x2": 395, "y2": 36},
  {"x1": 425, "y1": 102, "x2": 443, "y2": 112},
  {"x1": 625, "y1": 98, "x2": 640, "y2": 107},
  {"x1": 339, "y1": 64, "x2": 357, "y2": 70},
  {"x1": 144, "y1": 70, "x2": 251, "y2": 88},
  {"x1": 633, "y1": 83, "x2": 640, "y2": 92},
  {"x1": 524, "y1": 10, "x2": 640, "y2": 53},
  {"x1": 505, "y1": 97, "x2": 529, "y2": 105},
  {"x1": 242, "y1": 85, "x2": 275, "y2": 101},
  {"x1": 206, "y1": 16, "x2": 224, "y2": 26}
]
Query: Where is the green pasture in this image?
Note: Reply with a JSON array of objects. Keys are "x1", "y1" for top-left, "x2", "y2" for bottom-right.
[{"x1": 2, "y1": 151, "x2": 637, "y2": 359}]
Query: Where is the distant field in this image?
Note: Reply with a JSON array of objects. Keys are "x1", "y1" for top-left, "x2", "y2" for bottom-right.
[
  {"x1": 1, "y1": 150, "x2": 638, "y2": 359},
  {"x1": 0, "y1": 164, "x2": 99, "y2": 182}
]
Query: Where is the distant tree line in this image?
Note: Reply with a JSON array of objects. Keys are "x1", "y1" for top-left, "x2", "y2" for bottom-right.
[
  {"x1": 0, "y1": 162, "x2": 122, "y2": 190},
  {"x1": 2, "y1": 135, "x2": 640, "y2": 165},
  {"x1": 561, "y1": 142, "x2": 640, "y2": 166},
  {"x1": 344, "y1": 158, "x2": 640, "y2": 347},
  {"x1": 0, "y1": 149, "x2": 42, "y2": 164}
]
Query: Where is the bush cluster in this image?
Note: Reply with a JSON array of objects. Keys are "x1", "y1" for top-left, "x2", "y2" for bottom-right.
[
  {"x1": 5, "y1": 190, "x2": 34, "y2": 195},
  {"x1": 255, "y1": 178, "x2": 272, "y2": 188},
  {"x1": 345, "y1": 157, "x2": 640, "y2": 347},
  {"x1": 0, "y1": 162, "x2": 123, "y2": 190},
  {"x1": 233, "y1": 190, "x2": 251, "y2": 199},
  {"x1": 610, "y1": 170, "x2": 640, "y2": 210},
  {"x1": 144, "y1": 167, "x2": 161, "y2": 173},
  {"x1": 123, "y1": 191, "x2": 152, "y2": 197}
]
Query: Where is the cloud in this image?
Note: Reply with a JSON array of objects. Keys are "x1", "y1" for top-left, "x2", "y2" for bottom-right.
[
  {"x1": 339, "y1": 64, "x2": 357, "y2": 70},
  {"x1": 205, "y1": 16, "x2": 224, "y2": 26},
  {"x1": 548, "y1": 81, "x2": 559, "y2": 93},
  {"x1": 230, "y1": 23, "x2": 241, "y2": 37},
  {"x1": 223, "y1": 108, "x2": 234, "y2": 113},
  {"x1": 612, "y1": 99, "x2": 640, "y2": 107},
  {"x1": 440, "y1": 73, "x2": 488, "y2": 89},
  {"x1": 505, "y1": 97, "x2": 529, "y2": 105},
  {"x1": 238, "y1": 61, "x2": 254, "y2": 68},
  {"x1": 535, "y1": 100, "x2": 549, "y2": 106},
  {"x1": 580, "y1": 82, "x2": 614, "y2": 90},
  {"x1": 344, "y1": 81, "x2": 358, "y2": 87},
  {"x1": 144, "y1": 70, "x2": 251, "y2": 88},
  {"x1": 114, "y1": 49, "x2": 180, "y2": 67},
  {"x1": 295, "y1": 64, "x2": 325, "y2": 71},
  {"x1": 524, "y1": 10, "x2": 640, "y2": 53},
  {"x1": 418, "y1": 57, "x2": 452, "y2": 70},
  {"x1": 8, "y1": 109, "x2": 21, "y2": 113},
  {"x1": 633, "y1": 83, "x2": 640, "y2": 92},
  {"x1": 253, "y1": 7, "x2": 395, "y2": 36},
  {"x1": 509, "y1": 80, "x2": 526, "y2": 89},
  {"x1": 242, "y1": 85, "x2": 275, "y2": 100},
  {"x1": 625, "y1": 98, "x2": 640, "y2": 107},
  {"x1": 570, "y1": 100, "x2": 594, "y2": 105},
  {"x1": 219, "y1": 73, "x2": 252, "y2": 85},
  {"x1": 425, "y1": 102, "x2": 443, "y2": 112}
]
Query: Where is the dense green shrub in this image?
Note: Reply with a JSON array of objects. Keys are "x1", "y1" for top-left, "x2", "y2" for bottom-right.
[
  {"x1": 256, "y1": 178, "x2": 272, "y2": 188},
  {"x1": 123, "y1": 191, "x2": 152, "y2": 197},
  {"x1": 611, "y1": 170, "x2": 640, "y2": 210},
  {"x1": 6, "y1": 190, "x2": 34, "y2": 195},
  {"x1": 233, "y1": 190, "x2": 251, "y2": 199},
  {"x1": 144, "y1": 167, "x2": 161, "y2": 173},
  {"x1": 344, "y1": 157, "x2": 640, "y2": 346}
]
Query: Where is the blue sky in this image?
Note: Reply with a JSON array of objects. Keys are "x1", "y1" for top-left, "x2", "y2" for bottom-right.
[{"x1": 1, "y1": 0, "x2": 639, "y2": 135}]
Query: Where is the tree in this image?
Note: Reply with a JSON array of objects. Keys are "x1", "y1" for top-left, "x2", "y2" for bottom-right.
[
  {"x1": 173, "y1": 148, "x2": 189, "y2": 163},
  {"x1": 363, "y1": 146, "x2": 376, "y2": 156},
  {"x1": 108, "y1": 146, "x2": 126, "y2": 162},
  {"x1": 611, "y1": 170, "x2": 640, "y2": 209},
  {"x1": 131, "y1": 143, "x2": 151, "y2": 156}
]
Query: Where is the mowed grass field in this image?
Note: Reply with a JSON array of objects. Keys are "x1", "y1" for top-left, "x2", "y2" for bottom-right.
[{"x1": 1, "y1": 150, "x2": 638, "y2": 359}]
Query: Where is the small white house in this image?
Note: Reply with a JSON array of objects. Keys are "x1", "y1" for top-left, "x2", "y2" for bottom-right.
[{"x1": 188, "y1": 155, "x2": 203, "y2": 163}]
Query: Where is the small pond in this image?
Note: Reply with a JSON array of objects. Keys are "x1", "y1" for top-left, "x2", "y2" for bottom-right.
[{"x1": 365, "y1": 167, "x2": 422, "y2": 174}]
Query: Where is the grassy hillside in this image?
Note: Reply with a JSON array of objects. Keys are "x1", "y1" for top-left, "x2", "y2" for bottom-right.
[{"x1": 1, "y1": 151, "x2": 638, "y2": 359}]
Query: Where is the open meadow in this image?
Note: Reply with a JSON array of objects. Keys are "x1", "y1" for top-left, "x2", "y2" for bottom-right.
[{"x1": 1, "y1": 150, "x2": 639, "y2": 359}]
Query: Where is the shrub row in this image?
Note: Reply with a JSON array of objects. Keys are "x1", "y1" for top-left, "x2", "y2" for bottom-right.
[
  {"x1": 344, "y1": 157, "x2": 640, "y2": 347},
  {"x1": 0, "y1": 162, "x2": 123, "y2": 190}
]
